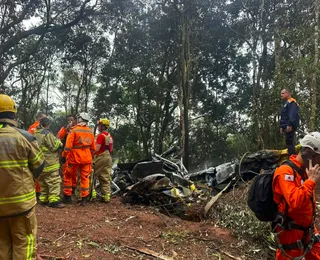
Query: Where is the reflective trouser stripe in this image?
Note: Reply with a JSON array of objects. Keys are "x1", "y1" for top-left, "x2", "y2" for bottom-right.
[
  {"x1": 26, "y1": 233, "x2": 35, "y2": 260},
  {"x1": 102, "y1": 194, "x2": 110, "y2": 202},
  {"x1": 48, "y1": 196, "x2": 60, "y2": 203},
  {"x1": 39, "y1": 195, "x2": 48, "y2": 203},
  {"x1": 92, "y1": 189, "x2": 97, "y2": 198}
]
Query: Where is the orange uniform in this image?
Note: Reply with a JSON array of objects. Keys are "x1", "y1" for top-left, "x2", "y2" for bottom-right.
[
  {"x1": 273, "y1": 155, "x2": 320, "y2": 259},
  {"x1": 57, "y1": 126, "x2": 68, "y2": 140},
  {"x1": 28, "y1": 120, "x2": 41, "y2": 194},
  {"x1": 63, "y1": 124, "x2": 95, "y2": 198},
  {"x1": 28, "y1": 121, "x2": 40, "y2": 135},
  {"x1": 58, "y1": 126, "x2": 77, "y2": 190}
]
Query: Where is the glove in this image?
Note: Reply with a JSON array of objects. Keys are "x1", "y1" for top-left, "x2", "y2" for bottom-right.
[{"x1": 61, "y1": 157, "x2": 67, "y2": 164}]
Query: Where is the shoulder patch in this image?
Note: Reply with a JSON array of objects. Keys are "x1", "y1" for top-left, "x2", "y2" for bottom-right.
[
  {"x1": 13, "y1": 127, "x2": 36, "y2": 142},
  {"x1": 285, "y1": 174, "x2": 294, "y2": 182}
]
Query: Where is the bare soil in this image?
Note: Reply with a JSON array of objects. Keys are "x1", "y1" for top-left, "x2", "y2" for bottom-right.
[
  {"x1": 36, "y1": 184, "x2": 320, "y2": 260},
  {"x1": 36, "y1": 197, "x2": 245, "y2": 260}
]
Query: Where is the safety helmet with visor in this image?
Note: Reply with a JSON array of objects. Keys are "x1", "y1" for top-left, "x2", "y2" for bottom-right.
[
  {"x1": 77, "y1": 112, "x2": 90, "y2": 122},
  {"x1": 300, "y1": 132, "x2": 320, "y2": 154}
]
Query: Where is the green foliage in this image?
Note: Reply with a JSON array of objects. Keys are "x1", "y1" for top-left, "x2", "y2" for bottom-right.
[{"x1": 5, "y1": 0, "x2": 320, "y2": 166}]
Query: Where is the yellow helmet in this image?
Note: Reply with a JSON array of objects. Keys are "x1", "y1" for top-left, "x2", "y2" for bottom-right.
[
  {"x1": 0, "y1": 94, "x2": 17, "y2": 113},
  {"x1": 99, "y1": 118, "x2": 110, "y2": 127}
]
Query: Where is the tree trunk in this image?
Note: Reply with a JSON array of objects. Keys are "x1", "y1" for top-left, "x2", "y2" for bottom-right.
[
  {"x1": 274, "y1": 19, "x2": 281, "y2": 92},
  {"x1": 179, "y1": 0, "x2": 191, "y2": 170},
  {"x1": 310, "y1": 0, "x2": 319, "y2": 131}
]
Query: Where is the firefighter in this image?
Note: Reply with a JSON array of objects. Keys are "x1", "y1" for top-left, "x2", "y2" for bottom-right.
[
  {"x1": 273, "y1": 132, "x2": 320, "y2": 259},
  {"x1": 57, "y1": 115, "x2": 77, "y2": 193},
  {"x1": 280, "y1": 89, "x2": 300, "y2": 156},
  {"x1": 34, "y1": 117, "x2": 64, "y2": 208},
  {"x1": 28, "y1": 112, "x2": 47, "y2": 135},
  {"x1": 62, "y1": 112, "x2": 96, "y2": 205},
  {"x1": 93, "y1": 118, "x2": 114, "y2": 202},
  {"x1": 28, "y1": 112, "x2": 47, "y2": 201},
  {"x1": 0, "y1": 94, "x2": 45, "y2": 260}
]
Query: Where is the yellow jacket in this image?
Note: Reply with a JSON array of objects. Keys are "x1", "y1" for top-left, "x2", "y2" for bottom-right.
[
  {"x1": 0, "y1": 123, "x2": 45, "y2": 217},
  {"x1": 35, "y1": 128, "x2": 62, "y2": 173}
]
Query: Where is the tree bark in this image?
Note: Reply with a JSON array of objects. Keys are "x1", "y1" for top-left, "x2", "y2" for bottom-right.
[{"x1": 310, "y1": 0, "x2": 319, "y2": 131}]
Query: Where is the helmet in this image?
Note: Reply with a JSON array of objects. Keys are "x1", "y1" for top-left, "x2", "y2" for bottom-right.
[
  {"x1": 0, "y1": 94, "x2": 17, "y2": 113},
  {"x1": 300, "y1": 132, "x2": 320, "y2": 154},
  {"x1": 77, "y1": 112, "x2": 90, "y2": 122},
  {"x1": 99, "y1": 118, "x2": 110, "y2": 127}
]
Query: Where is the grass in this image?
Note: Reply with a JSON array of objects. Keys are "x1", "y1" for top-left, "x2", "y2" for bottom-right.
[{"x1": 161, "y1": 230, "x2": 187, "y2": 243}]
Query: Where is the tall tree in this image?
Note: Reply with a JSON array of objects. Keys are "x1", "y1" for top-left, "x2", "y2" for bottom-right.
[{"x1": 0, "y1": 0, "x2": 94, "y2": 88}]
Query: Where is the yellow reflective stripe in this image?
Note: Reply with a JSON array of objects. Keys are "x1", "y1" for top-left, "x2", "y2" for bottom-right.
[
  {"x1": 26, "y1": 233, "x2": 35, "y2": 260},
  {"x1": 0, "y1": 159, "x2": 28, "y2": 165},
  {"x1": 54, "y1": 140, "x2": 61, "y2": 150},
  {"x1": 0, "y1": 190, "x2": 35, "y2": 204},
  {"x1": 26, "y1": 234, "x2": 31, "y2": 259},
  {"x1": 0, "y1": 159, "x2": 28, "y2": 168},
  {"x1": 73, "y1": 129, "x2": 92, "y2": 133},
  {"x1": 0, "y1": 124, "x2": 3, "y2": 129},
  {"x1": 49, "y1": 196, "x2": 60, "y2": 203},
  {"x1": 30, "y1": 151, "x2": 44, "y2": 164},
  {"x1": 43, "y1": 164, "x2": 60, "y2": 172},
  {"x1": 41, "y1": 147, "x2": 50, "y2": 152}
]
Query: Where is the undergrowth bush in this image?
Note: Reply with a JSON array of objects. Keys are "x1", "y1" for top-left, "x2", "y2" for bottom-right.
[{"x1": 208, "y1": 184, "x2": 275, "y2": 259}]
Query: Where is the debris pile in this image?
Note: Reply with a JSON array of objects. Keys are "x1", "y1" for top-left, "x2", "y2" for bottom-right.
[{"x1": 106, "y1": 145, "x2": 300, "y2": 219}]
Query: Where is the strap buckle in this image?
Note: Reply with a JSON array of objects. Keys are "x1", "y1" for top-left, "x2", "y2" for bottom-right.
[{"x1": 296, "y1": 240, "x2": 304, "y2": 249}]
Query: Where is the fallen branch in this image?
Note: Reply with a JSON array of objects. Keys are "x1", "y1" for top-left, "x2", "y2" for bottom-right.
[
  {"x1": 38, "y1": 255, "x2": 65, "y2": 260},
  {"x1": 218, "y1": 249, "x2": 242, "y2": 260},
  {"x1": 53, "y1": 232, "x2": 66, "y2": 243},
  {"x1": 204, "y1": 182, "x2": 231, "y2": 216},
  {"x1": 124, "y1": 245, "x2": 174, "y2": 260}
]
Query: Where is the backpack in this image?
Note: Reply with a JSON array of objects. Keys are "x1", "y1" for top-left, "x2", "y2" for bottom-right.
[{"x1": 247, "y1": 160, "x2": 304, "y2": 222}]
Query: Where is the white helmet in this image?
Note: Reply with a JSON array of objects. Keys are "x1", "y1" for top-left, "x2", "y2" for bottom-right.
[
  {"x1": 300, "y1": 132, "x2": 320, "y2": 154},
  {"x1": 77, "y1": 112, "x2": 90, "y2": 122}
]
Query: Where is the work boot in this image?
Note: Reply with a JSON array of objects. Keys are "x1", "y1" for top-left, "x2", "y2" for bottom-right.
[
  {"x1": 38, "y1": 200, "x2": 48, "y2": 206},
  {"x1": 36, "y1": 192, "x2": 41, "y2": 202},
  {"x1": 80, "y1": 196, "x2": 89, "y2": 206},
  {"x1": 63, "y1": 195, "x2": 72, "y2": 204},
  {"x1": 48, "y1": 201, "x2": 65, "y2": 208}
]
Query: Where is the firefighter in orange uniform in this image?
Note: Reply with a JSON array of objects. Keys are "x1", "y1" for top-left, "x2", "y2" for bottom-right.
[
  {"x1": 273, "y1": 132, "x2": 320, "y2": 260},
  {"x1": 62, "y1": 112, "x2": 95, "y2": 205},
  {"x1": 0, "y1": 94, "x2": 45, "y2": 259},
  {"x1": 57, "y1": 115, "x2": 77, "y2": 192},
  {"x1": 28, "y1": 112, "x2": 47, "y2": 201}
]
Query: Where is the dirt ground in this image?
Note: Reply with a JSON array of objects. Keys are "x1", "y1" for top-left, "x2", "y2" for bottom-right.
[
  {"x1": 37, "y1": 196, "x2": 248, "y2": 260},
  {"x1": 36, "y1": 184, "x2": 320, "y2": 260}
]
